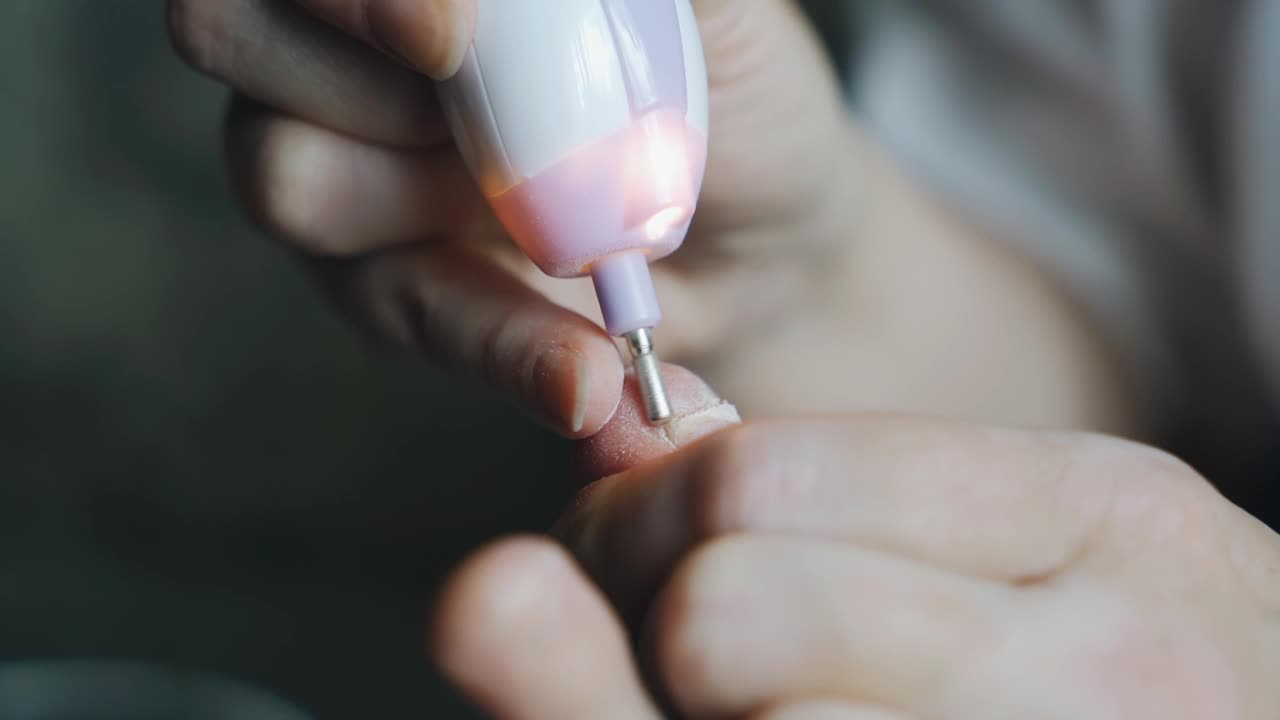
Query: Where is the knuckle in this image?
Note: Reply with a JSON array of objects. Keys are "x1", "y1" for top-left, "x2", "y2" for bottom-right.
[
  {"x1": 652, "y1": 537, "x2": 754, "y2": 712},
  {"x1": 1099, "y1": 439, "x2": 1205, "y2": 487},
  {"x1": 258, "y1": 131, "x2": 332, "y2": 244},
  {"x1": 1078, "y1": 437, "x2": 1218, "y2": 547},
  {"x1": 167, "y1": 0, "x2": 228, "y2": 74},
  {"x1": 232, "y1": 121, "x2": 348, "y2": 253},
  {"x1": 477, "y1": 310, "x2": 518, "y2": 386}
]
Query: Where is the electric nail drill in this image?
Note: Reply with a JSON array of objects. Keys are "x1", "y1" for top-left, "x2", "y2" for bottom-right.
[{"x1": 436, "y1": 0, "x2": 709, "y2": 425}]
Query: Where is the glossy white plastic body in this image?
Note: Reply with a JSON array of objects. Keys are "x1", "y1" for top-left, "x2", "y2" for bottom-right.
[{"x1": 437, "y1": 0, "x2": 709, "y2": 336}]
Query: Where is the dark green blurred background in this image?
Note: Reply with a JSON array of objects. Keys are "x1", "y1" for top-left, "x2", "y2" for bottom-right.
[
  {"x1": 0, "y1": 1, "x2": 574, "y2": 716},
  {"x1": 0, "y1": 1, "x2": 854, "y2": 717}
]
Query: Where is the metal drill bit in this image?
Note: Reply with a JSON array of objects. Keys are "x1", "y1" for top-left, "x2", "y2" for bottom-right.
[{"x1": 624, "y1": 327, "x2": 672, "y2": 425}]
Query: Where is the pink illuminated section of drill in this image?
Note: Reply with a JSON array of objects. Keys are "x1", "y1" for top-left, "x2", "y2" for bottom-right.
[{"x1": 437, "y1": 0, "x2": 709, "y2": 424}]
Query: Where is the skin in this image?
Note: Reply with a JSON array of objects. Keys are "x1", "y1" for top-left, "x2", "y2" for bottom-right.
[
  {"x1": 436, "y1": 369, "x2": 1280, "y2": 720},
  {"x1": 163, "y1": 1, "x2": 1275, "y2": 717},
  {"x1": 166, "y1": 0, "x2": 1135, "y2": 438},
  {"x1": 574, "y1": 364, "x2": 741, "y2": 482}
]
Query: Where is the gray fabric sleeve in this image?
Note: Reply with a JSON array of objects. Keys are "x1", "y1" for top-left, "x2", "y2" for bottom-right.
[{"x1": 848, "y1": 0, "x2": 1280, "y2": 482}]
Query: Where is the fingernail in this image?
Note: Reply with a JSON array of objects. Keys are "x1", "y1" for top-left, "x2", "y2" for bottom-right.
[
  {"x1": 654, "y1": 365, "x2": 740, "y2": 447},
  {"x1": 374, "y1": 0, "x2": 470, "y2": 79},
  {"x1": 441, "y1": 1, "x2": 472, "y2": 77},
  {"x1": 533, "y1": 347, "x2": 590, "y2": 435},
  {"x1": 570, "y1": 353, "x2": 590, "y2": 434},
  {"x1": 664, "y1": 400, "x2": 741, "y2": 447}
]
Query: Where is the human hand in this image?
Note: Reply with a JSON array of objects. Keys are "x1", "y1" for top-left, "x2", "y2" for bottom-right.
[
  {"x1": 166, "y1": 0, "x2": 856, "y2": 437},
  {"x1": 434, "y1": 390, "x2": 1280, "y2": 718}
]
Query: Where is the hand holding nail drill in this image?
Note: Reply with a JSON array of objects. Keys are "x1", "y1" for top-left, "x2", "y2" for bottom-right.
[
  {"x1": 170, "y1": 0, "x2": 857, "y2": 438},
  {"x1": 434, "y1": 0, "x2": 713, "y2": 426}
]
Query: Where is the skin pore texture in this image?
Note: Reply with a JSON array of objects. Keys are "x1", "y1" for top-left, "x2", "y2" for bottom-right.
[{"x1": 576, "y1": 364, "x2": 741, "y2": 482}]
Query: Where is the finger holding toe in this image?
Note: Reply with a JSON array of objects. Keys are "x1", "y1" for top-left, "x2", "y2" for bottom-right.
[{"x1": 431, "y1": 537, "x2": 662, "y2": 720}]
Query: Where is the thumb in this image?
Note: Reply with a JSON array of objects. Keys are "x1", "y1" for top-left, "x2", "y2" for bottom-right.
[{"x1": 297, "y1": 0, "x2": 475, "y2": 79}]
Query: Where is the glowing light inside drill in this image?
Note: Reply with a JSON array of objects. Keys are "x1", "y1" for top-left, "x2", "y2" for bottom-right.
[
  {"x1": 645, "y1": 130, "x2": 687, "y2": 198},
  {"x1": 628, "y1": 117, "x2": 693, "y2": 241},
  {"x1": 644, "y1": 205, "x2": 688, "y2": 240}
]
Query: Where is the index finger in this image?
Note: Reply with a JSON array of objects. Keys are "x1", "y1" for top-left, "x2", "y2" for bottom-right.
[{"x1": 297, "y1": 0, "x2": 475, "y2": 78}]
